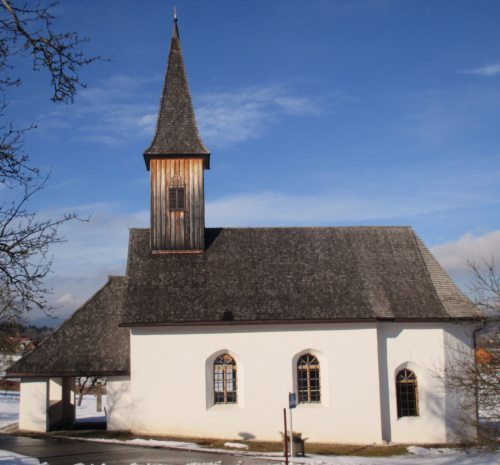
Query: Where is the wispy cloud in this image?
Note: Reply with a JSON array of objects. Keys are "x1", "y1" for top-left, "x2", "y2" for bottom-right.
[
  {"x1": 206, "y1": 187, "x2": 481, "y2": 228},
  {"x1": 431, "y1": 230, "x2": 500, "y2": 276},
  {"x1": 38, "y1": 77, "x2": 337, "y2": 149},
  {"x1": 196, "y1": 85, "x2": 327, "y2": 146},
  {"x1": 38, "y1": 74, "x2": 160, "y2": 146},
  {"x1": 460, "y1": 63, "x2": 500, "y2": 77}
]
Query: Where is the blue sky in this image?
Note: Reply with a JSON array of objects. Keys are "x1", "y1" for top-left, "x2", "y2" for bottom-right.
[{"x1": 9, "y1": 0, "x2": 500, "y2": 324}]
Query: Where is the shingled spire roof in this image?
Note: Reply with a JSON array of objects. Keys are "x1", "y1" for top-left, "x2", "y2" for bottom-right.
[{"x1": 144, "y1": 13, "x2": 210, "y2": 170}]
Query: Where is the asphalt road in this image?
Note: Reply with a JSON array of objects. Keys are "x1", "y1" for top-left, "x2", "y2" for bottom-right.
[{"x1": 0, "y1": 434, "x2": 281, "y2": 465}]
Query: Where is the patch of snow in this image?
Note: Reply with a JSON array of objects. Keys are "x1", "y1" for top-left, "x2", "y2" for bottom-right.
[
  {"x1": 127, "y1": 438, "x2": 204, "y2": 449},
  {"x1": 407, "y1": 446, "x2": 460, "y2": 456},
  {"x1": 0, "y1": 449, "x2": 43, "y2": 464},
  {"x1": 58, "y1": 435, "x2": 283, "y2": 457},
  {"x1": 53, "y1": 435, "x2": 500, "y2": 465},
  {"x1": 185, "y1": 463, "x2": 222, "y2": 465},
  {"x1": 0, "y1": 390, "x2": 107, "y2": 429},
  {"x1": 291, "y1": 449, "x2": 500, "y2": 465},
  {"x1": 75, "y1": 394, "x2": 107, "y2": 422},
  {"x1": 0, "y1": 392, "x2": 20, "y2": 428},
  {"x1": 223, "y1": 442, "x2": 249, "y2": 449}
]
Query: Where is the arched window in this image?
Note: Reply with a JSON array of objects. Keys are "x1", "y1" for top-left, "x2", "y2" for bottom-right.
[
  {"x1": 297, "y1": 353, "x2": 320, "y2": 403},
  {"x1": 396, "y1": 369, "x2": 419, "y2": 417},
  {"x1": 214, "y1": 354, "x2": 237, "y2": 404},
  {"x1": 168, "y1": 175, "x2": 185, "y2": 210}
]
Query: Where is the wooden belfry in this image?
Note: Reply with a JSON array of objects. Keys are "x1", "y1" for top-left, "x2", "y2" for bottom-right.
[{"x1": 144, "y1": 12, "x2": 210, "y2": 252}]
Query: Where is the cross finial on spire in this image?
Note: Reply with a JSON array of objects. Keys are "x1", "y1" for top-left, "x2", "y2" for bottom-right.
[{"x1": 172, "y1": 6, "x2": 180, "y2": 39}]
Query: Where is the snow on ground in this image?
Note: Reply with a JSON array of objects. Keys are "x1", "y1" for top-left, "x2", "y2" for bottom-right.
[
  {"x1": 0, "y1": 391, "x2": 106, "y2": 428},
  {"x1": 291, "y1": 449, "x2": 500, "y2": 465},
  {"x1": 74, "y1": 394, "x2": 107, "y2": 423},
  {"x1": 0, "y1": 391, "x2": 20, "y2": 428},
  {"x1": 0, "y1": 449, "x2": 44, "y2": 465},
  {"x1": 65, "y1": 436, "x2": 500, "y2": 465},
  {"x1": 224, "y1": 441, "x2": 250, "y2": 450}
]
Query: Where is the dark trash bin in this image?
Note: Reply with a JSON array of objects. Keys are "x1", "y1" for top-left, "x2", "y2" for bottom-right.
[{"x1": 287, "y1": 432, "x2": 305, "y2": 457}]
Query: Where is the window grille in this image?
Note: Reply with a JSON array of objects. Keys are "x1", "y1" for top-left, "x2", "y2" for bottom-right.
[
  {"x1": 396, "y1": 369, "x2": 419, "y2": 417},
  {"x1": 168, "y1": 176, "x2": 185, "y2": 210},
  {"x1": 297, "y1": 353, "x2": 320, "y2": 403},
  {"x1": 214, "y1": 353, "x2": 237, "y2": 404}
]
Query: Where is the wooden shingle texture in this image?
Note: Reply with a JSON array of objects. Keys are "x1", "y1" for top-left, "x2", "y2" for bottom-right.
[
  {"x1": 8, "y1": 277, "x2": 129, "y2": 377},
  {"x1": 122, "y1": 227, "x2": 481, "y2": 326},
  {"x1": 8, "y1": 226, "x2": 481, "y2": 377},
  {"x1": 144, "y1": 20, "x2": 209, "y2": 168}
]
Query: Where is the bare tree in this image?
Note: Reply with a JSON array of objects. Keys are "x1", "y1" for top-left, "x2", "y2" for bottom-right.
[
  {"x1": 442, "y1": 258, "x2": 500, "y2": 442},
  {"x1": 76, "y1": 376, "x2": 106, "y2": 407},
  {"x1": 468, "y1": 258, "x2": 500, "y2": 317},
  {"x1": 0, "y1": 1, "x2": 98, "y2": 323}
]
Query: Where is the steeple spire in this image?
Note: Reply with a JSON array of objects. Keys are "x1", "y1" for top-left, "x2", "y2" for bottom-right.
[
  {"x1": 146, "y1": 13, "x2": 209, "y2": 253},
  {"x1": 144, "y1": 12, "x2": 210, "y2": 170}
]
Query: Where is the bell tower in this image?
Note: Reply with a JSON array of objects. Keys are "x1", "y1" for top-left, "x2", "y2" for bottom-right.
[{"x1": 144, "y1": 13, "x2": 210, "y2": 253}]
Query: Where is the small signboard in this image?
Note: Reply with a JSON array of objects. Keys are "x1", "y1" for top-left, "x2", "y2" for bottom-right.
[{"x1": 289, "y1": 392, "x2": 297, "y2": 409}]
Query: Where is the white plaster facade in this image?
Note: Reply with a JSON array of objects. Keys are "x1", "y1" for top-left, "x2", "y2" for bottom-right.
[
  {"x1": 107, "y1": 376, "x2": 132, "y2": 431},
  {"x1": 120, "y1": 321, "x2": 477, "y2": 444},
  {"x1": 19, "y1": 377, "x2": 75, "y2": 432},
  {"x1": 19, "y1": 378, "x2": 48, "y2": 432}
]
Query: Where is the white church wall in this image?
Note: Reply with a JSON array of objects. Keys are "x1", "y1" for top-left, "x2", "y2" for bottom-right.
[
  {"x1": 378, "y1": 322, "x2": 474, "y2": 444},
  {"x1": 107, "y1": 376, "x2": 132, "y2": 431},
  {"x1": 19, "y1": 378, "x2": 48, "y2": 432},
  {"x1": 130, "y1": 323, "x2": 384, "y2": 443}
]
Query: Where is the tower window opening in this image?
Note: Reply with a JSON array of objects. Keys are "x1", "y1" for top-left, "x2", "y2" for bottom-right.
[{"x1": 169, "y1": 176, "x2": 185, "y2": 210}]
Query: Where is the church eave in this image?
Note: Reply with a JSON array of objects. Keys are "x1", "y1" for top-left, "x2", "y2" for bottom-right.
[
  {"x1": 143, "y1": 151, "x2": 210, "y2": 170},
  {"x1": 118, "y1": 315, "x2": 482, "y2": 328},
  {"x1": 6, "y1": 369, "x2": 130, "y2": 379}
]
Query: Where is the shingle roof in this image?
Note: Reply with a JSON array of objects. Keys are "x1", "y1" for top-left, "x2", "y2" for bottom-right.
[
  {"x1": 144, "y1": 17, "x2": 210, "y2": 169},
  {"x1": 121, "y1": 227, "x2": 482, "y2": 326},
  {"x1": 7, "y1": 277, "x2": 130, "y2": 377},
  {"x1": 9, "y1": 226, "x2": 481, "y2": 378}
]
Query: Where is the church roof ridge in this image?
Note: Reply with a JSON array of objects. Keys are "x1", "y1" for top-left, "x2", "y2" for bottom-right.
[
  {"x1": 122, "y1": 227, "x2": 482, "y2": 326},
  {"x1": 144, "y1": 14, "x2": 210, "y2": 169},
  {"x1": 128, "y1": 225, "x2": 414, "y2": 232}
]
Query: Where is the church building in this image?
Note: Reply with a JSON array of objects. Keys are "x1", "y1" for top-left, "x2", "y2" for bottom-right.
[{"x1": 8, "y1": 15, "x2": 482, "y2": 445}]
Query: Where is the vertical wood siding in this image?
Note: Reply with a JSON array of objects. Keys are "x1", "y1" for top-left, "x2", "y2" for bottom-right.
[{"x1": 150, "y1": 158, "x2": 204, "y2": 251}]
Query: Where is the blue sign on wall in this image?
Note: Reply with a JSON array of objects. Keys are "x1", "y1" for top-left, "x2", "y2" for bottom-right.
[{"x1": 289, "y1": 392, "x2": 297, "y2": 409}]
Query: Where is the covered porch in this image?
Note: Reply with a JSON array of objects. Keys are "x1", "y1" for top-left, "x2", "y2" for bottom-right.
[{"x1": 6, "y1": 277, "x2": 131, "y2": 433}]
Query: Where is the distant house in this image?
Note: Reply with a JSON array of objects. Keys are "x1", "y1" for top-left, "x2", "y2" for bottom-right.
[
  {"x1": 0, "y1": 353, "x2": 21, "y2": 379},
  {"x1": 17, "y1": 337, "x2": 36, "y2": 353},
  {"x1": 0, "y1": 336, "x2": 34, "y2": 380},
  {"x1": 8, "y1": 15, "x2": 483, "y2": 444},
  {"x1": 475, "y1": 347, "x2": 494, "y2": 365}
]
